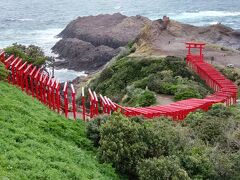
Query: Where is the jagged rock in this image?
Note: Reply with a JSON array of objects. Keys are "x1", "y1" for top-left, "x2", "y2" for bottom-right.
[
  {"x1": 52, "y1": 13, "x2": 150, "y2": 72},
  {"x1": 52, "y1": 38, "x2": 119, "y2": 72},
  {"x1": 58, "y1": 13, "x2": 150, "y2": 48}
]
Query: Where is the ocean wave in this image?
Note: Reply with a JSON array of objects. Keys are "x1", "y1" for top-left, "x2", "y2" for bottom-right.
[
  {"x1": 174, "y1": 11, "x2": 240, "y2": 19},
  {"x1": 5, "y1": 18, "x2": 34, "y2": 22}
]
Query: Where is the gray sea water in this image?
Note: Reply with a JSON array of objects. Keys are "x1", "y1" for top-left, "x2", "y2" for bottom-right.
[{"x1": 1, "y1": 0, "x2": 240, "y2": 80}]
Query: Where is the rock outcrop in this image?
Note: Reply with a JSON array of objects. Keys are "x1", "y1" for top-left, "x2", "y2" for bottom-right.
[
  {"x1": 53, "y1": 13, "x2": 240, "y2": 72},
  {"x1": 134, "y1": 19, "x2": 240, "y2": 68},
  {"x1": 52, "y1": 13, "x2": 150, "y2": 72},
  {"x1": 136, "y1": 20, "x2": 240, "y2": 54}
]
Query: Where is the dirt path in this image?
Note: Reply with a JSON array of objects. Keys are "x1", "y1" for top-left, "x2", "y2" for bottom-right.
[{"x1": 155, "y1": 94, "x2": 174, "y2": 105}]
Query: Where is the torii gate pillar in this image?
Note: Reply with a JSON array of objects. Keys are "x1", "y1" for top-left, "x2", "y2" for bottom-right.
[{"x1": 186, "y1": 42, "x2": 205, "y2": 61}]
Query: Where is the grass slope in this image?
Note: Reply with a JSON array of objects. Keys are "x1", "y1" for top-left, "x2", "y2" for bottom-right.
[{"x1": 0, "y1": 82, "x2": 119, "y2": 179}]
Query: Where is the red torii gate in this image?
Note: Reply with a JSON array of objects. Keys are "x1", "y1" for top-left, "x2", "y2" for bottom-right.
[
  {"x1": 0, "y1": 41, "x2": 237, "y2": 122},
  {"x1": 186, "y1": 42, "x2": 205, "y2": 62}
]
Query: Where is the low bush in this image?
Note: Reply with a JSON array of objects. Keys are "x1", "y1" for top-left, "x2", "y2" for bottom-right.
[
  {"x1": 174, "y1": 86, "x2": 202, "y2": 101},
  {"x1": 137, "y1": 156, "x2": 190, "y2": 180},
  {"x1": 180, "y1": 145, "x2": 217, "y2": 179},
  {"x1": 99, "y1": 113, "x2": 147, "y2": 177},
  {"x1": 123, "y1": 87, "x2": 156, "y2": 107},
  {"x1": 185, "y1": 104, "x2": 240, "y2": 151},
  {"x1": 99, "y1": 113, "x2": 187, "y2": 177},
  {"x1": 86, "y1": 115, "x2": 108, "y2": 147}
]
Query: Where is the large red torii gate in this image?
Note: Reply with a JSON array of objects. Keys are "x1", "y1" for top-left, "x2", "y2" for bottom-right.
[{"x1": 186, "y1": 42, "x2": 205, "y2": 62}]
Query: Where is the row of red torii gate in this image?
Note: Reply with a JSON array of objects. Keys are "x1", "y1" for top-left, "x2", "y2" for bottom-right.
[{"x1": 0, "y1": 42, "x2": 238, "y2": 121}]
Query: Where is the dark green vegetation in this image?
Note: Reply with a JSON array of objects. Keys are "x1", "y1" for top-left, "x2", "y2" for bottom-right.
[
  {"x1": 0, "y1": 82, "x2": 119, "y2": 179},
  {"x1": 87, "y1": 104, "x2": 240, "y2": 179},
  {"x1": 4, "y1": 43, "x2": 53, "y2": 67},
  {"x1": 89, "y1": 56, "x2": 210, "y2": 107}
]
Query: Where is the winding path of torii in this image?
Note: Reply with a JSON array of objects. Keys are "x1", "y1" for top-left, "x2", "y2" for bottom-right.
[{"x1": 0, "y1": 42, "x2": 238, "y2": 121}]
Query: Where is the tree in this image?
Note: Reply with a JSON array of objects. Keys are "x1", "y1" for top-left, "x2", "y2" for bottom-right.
[{"x1": 4, "y1": 43, "x2": 52, "y2": 68}]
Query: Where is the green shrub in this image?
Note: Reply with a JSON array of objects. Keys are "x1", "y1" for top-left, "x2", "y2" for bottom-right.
[
  {"x1": 0, "y1": 62, "x2": 9, "y2": 81},
  {"x1": 137, "y1": 156, "x2": 190, "y2": 180},
  {"x1": 133, "y1": 77, "x2": 149, "y2": 89},
  {"x1": 207, "y1": 103, "x2": 232, "y2": 118},
  {"x1": 95, "y1": 107, "x2": 240, "y2": 179},
  {"x1": 123, "y1": 88, "x2": 156, "y2": 107},
  {"x1": 4, "y1": 43, "x2": 51, "y2": 67},
  {"x1": 186, "y1": 107, "x2": 229, "y2": 145},
  {"x1": 137, "y1": 90, "x2": 156, "y2": 107},
  {"x1": 180, "y1": 145, "x2": 216, "y2": 179},
  {"x1": 174, "y1": 86, "x2": 202, "y2": 101},
  {"x1": 210, "y1": 151, "x2": 240, "y2": 179},
  {"x1": 99, "y1": 114, "x2": 186, "y2": 177},
  {"x1": 220, "y1": 68, "x2": 240, "y2": 82},
  {"x1": 98, "y1": 67, "x2": 114, "y2": 82},
  {"x1": 189, "y1": 116, "x2": 227, "y2": 144},
  {"x1": 86, "y1": 115, "x2": 108, "y2": 147},
  {"x1": 99, "y1": 113, "x2": 148, "y2": 177}
]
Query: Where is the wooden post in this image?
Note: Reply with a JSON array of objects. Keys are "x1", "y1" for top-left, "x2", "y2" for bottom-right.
[
  {"x1": 47, "y1": 78, "x2": 52, "y2": 108},
  {"x1": 51, "y1": 79, "x2": 56, "y2": 110},
  {"x1": 104, "y1": 96, "x2": 111, "y2": 114},
  {"x1": 0, "y1": 52, "x2": 5, "y2": 63},
  {"x1": 34, "y1": 68, "x2": 41, "y2": 98},
  {"x1": 39, "y1": 74, "x2": 44, "y2": 101},
  {"x1": 93, "y1": 91, "x2": 98, "y2": 116},
  {"x1": 10, "y1": 57, "x2": 19, "y2": 84},
  {"x1": 23, "y1": 64, "x2": 32, "y2": 93},
  {"x1": 14, "y1": 59, "x2": 22, "y2": 85},
  {"x1": 29, "y1": 66, "x2": 36, "y2": 97},
  {"x1": 42, "y1": 75, "x2": 48, "y2": 104},
  {"x1": 88, "y1": 88, "x2": 94, "y2": 118},
  {"x1": 82, "y1": 87, "x2": 86, "y2": 122},
  {"x1": 18, "y1": 61, "x2": 27, "y2": 90},
  {"x1": 100, "y1": 94, "x2": 107, "y2": 113},
  {"x1": 63, "y1": 82, "x2": 68, "y2": 119},
  {"x1": 71, "y1": 84, "x2": 77, "y2": 120},
  {"x1": 55, "y1": 81, "x2": 60, "y2": 113}
]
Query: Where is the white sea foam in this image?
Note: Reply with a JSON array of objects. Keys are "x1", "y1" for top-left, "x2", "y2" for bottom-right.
[
  {"x1": 28, "y1": 28, "x2": 62, "y2": 56},
  {"x1": 51, "y1": 68, "x2": 87, "y2": 82},
  {"x1": 174, "y1": 11, "x2": 240, "y2": 20},
  {"x1": 114, "y1": 5, "x2": 122, "y2": 10},
  {"x1": 209, "y1": 21, "x2": 219, "y2": 25},
  {"x1": 18, "y1": 18, "x2": 34, "y2": 21},
  {"x1": 5, "y1": 18, "x2": 34, "y2": 22}
]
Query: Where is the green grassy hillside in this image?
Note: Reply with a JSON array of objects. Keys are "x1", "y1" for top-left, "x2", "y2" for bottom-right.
[{"x1": 0, "y1": 82, "x2": 119, "y2": 179}]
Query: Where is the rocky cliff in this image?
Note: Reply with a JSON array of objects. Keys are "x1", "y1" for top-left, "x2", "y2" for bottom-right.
[{"x1": 52, "y1": 13, "x2": 150, "y2": 72}]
